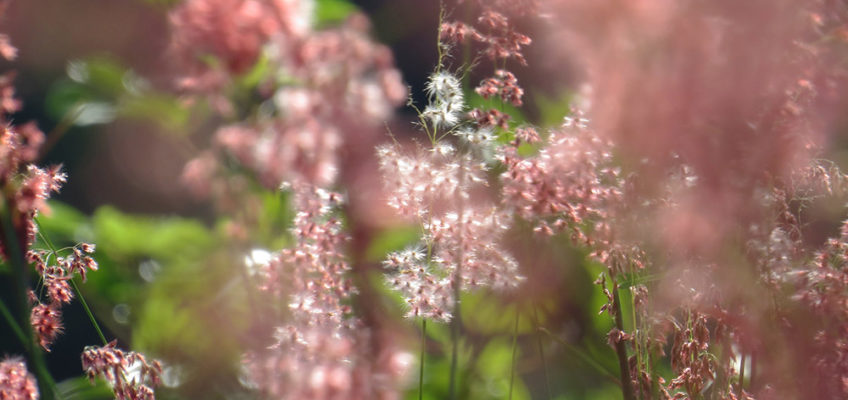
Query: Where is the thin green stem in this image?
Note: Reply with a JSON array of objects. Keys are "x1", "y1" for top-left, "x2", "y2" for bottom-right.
[
  {"x1": 447, "y1": 264, "x2": 462, "y2": 400},
  {"x1": 532, "y1": 304, "x2": 552, "y2": 400},
  {"x1": 0, "y1": 297, "x2": 28, "y2": 346},
  {"x1": 750, "y1": 351, "x2": 756, "y2": 392},
  {"x1": 612, "y1": 284, "x2": 635, "y2": 400},
  {"x1": 419, "y1": 319, "x2": 426, "y2": 400},
  {"x1": 447, "y1": 145, "x2": 468, "y2": 400},
  {"x1": 70, "y1": 279, "x2": 107, "y2": 345},
  {"x1": 33, "y1": 219, "x2": 108, "y2": 345},
  {"x1": 38, "y1": 103, "x2": 84, "y2": 161},
  {"x1": 508, "y1": 309, "x2": 520, "y2": 400},
  {"x1": 649, "y1": 343, "x2": 659, "y2": 399},
  {"x1": 435, "y1": 1, "x2": 446, "y2": 73},
  {"x1": 629, "y1": 289, "x2": 642, "y2": 400},
  {"x1": 537, "y1": 327, "x2": 620, "y2": 385}
]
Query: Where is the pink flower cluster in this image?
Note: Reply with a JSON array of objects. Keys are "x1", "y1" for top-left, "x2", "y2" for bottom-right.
[
  {"x1": 441, "y1": 8, "x2": 531, "y2": 66},
  {"x1": 377, "y1": 70, "x2": 523, "y2": 322},
  {"x1": 440, "y1": 2, "x2": 531, "y2": 132},
  {"x1": 168, "y1": 0, "x2": 312, "y2": 92},
  {"x1": 0, "y1": 126, "x2": 65, "y2": 263},
  {"x1": 81, "y1": 341, "x2": 163, "y2": 400},
  {"x1": 26, "y1": 243, "x2": 97, "y2": 351},
  {"x1": 500, "y1": 114, "x2": 622, "y2": 244},
  {"x1": 246, "y1": 183, "x2": 410, "y2": 399},
  {"x1": 175, "y1": 1, "x2": 406, "y2": 193},
  {"x1": 475, "y1": 69, "x2": 523, "y2": 107},
  {"x1": 0, "y1": 20, "x2": 64, "y2": 262},
  {"x1": 0, "y1": 358, "x2": 38, "y2": 400}
]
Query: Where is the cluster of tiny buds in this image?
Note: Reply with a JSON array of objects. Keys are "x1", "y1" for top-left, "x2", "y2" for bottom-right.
[
  {"x1": 81, "y1": 341, "x2": 162, "y2": 400},
  {"x1": 383, "y1": 247, "x2": 454, "y2": 322},
  {"x1": 668, "y1": 313, "x2": 714, "y2": 396},
  {"x1": 468, "y1": 108, "x2": 510, "y2": 130},
  {"x1": 513, "y1": 126, "x2": 540, "y2": 144},
  {"x1": 25, "y1": 243, "x2": 97, "y2": 351},
  {"x1": 475, "y1": 70, "x2": 523, "y2": 106},
  {"x1": 440, "y1": 9, "x2": 532, "y2": 66}
]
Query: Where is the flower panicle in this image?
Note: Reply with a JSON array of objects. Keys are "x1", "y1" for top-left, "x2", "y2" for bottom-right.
[
  {"x1": 81, "y1": 341, "x2": 162, "y2": 400},
  {"x1": 26, "y1": 242, "x2": 98, "y2": 351},
  {"x1": 245, "y1": 182, "x2": 412, "y2": 398},
  {"x1": 0, "y1": 357, "x2": 38, "y2": 400}
]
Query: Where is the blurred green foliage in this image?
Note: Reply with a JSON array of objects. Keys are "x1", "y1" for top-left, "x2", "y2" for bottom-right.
[
  {"x1": 46, "y1": 57, "x2": 192, "y2": 133},
  {"x1": 37, "y1": 200, "x2": 258, "y2": 399},
  {"x1": 56, "y1": 376, "x2": 113, "y2": 400},
  {"x1": 315, "y1": 0, "x2": 359, "y2": 27}
]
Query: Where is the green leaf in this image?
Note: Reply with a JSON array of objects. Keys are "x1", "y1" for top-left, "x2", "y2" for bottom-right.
[
  {"x1": 38, "y1": 201, "x2": 90, "y2": 241},
  {"x1": 535, "y1": 90, "x2": 574, "y2": 128},
  {"x1": 472, "y1": 340, "x2": 530, "y2": 400},
  {"x1": 255, "y1": 189, "x2": 293, "y2": 249},
  {"x1": 315, "y1": 0, "x2": 358, "y2": 26},
  {"x1": 236, "y1": 51, "x2": 272, "y2": 90},
  {"x1": 461, "y1": 292, "x2": 535, "y2": 335},
  {"x1": 92, "y1": 206, "x2": 214, "y2": 261},
  {"x1": 82, "y1": 58, "x2": 129, "y2": 97},
  {"x1": 44, "y1": 80, "x2": 93, "y2": 122},
  {"x1": 366, "y1": 225, "x2": 419, "y2": 262},
  {"x1": 56, "y1": 376, "x2": 113, "y2": 400},
  {"x1": 118, "y1": 94, "x2": 190, "y2": 132}
]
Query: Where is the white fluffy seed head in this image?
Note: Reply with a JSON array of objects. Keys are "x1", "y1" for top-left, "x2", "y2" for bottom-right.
[{"x1": 425, "y1": 71, "x2": 462, "y2": 103}]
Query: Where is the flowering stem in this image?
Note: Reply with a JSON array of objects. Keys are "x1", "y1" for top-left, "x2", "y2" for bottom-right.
[
  {"x1": 435, "y1": 2, "x2": 446, "y2": 72},
  {"x1": 532, "y1": 304, "x2": 552, "y2": 399},
  {"x1": 448, "y1": 149, "x2": 468, "y2": 400},
  {"x1": 1, "y1": 209, "x2": 57, "y2": 400},
  {"x1": 448, "y1": 271, "x2": 462, "y2": 400},
  {"x1": 34, "y1": 219, "x2": 108, "y2": 346},
  {"x1": 537, "y1": 326, "x2": 620, "y2": 384},
  {"x1": 0, "y1": 297, "x2": 28, "y2": 346},
  {"x1": 419, "y1": 319, "x2": 426, "y2": 400},
  {"x1": 38, "y1": 102, "x2": 83, "y2": 161},
  {"x1": 508, "y1": 309, "x2": 519, "y2": 400},
  {"x1": 612, "y1": 284, "x2": 635, "y2": 400},
  {"x1": 750, "y1": 351, "x2": 756, "y2": 391},
  {"x1": 629, "y1": 288, "x2": 643, "y2": 400},
  {"x1": 70, "y1": 279, "x2": 108, "y2": 345}
]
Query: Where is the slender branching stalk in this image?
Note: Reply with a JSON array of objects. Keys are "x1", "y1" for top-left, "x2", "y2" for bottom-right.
[
  {"x1": 629, "y1": 288, "x2": 643, "y2": 400},
  {"x1": 532, "y1": 304, "x2": 552, "y2": 400},
  {"x1": 508, "y1": 308, "x2": 519, "y2": 400},
  {"x1": 35, "y1": 219, "x2": 108, "y2": 345},
  {"x1": 447, "y1": 153, "x2": 467, "y2": 400},
  {"x1": 537, "y1": 327, "x2": 620, "y2": 385},
  {"x1": 750, "y1": 351, "x2": 756, "y2": 392},
  {"x1": 70, "y1": 279, "x2": 108, "y2": 345},
  {"x1": 611, "y1": 281, "x2": 635, "y2": 400},
  {"x1": 419, "y1": 319, "x2": 426, "y2": 400},
  {"x1": 0, "y1": 297, "x2": 28, "y2": 347}
]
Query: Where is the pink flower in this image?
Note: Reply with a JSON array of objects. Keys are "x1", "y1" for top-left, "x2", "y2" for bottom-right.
[
  {"x1": 30, "y1": 303, "x2": 62, "y2": 351},
  {"x1": 0, "y1": 358, "x2": 38, "y2": 400},
  {"x1": 81, "y1": 341, "x2": 162, "y2": 400},
  {"x1": 246, "y1": 183, "x2": 409, "y2": 398}
]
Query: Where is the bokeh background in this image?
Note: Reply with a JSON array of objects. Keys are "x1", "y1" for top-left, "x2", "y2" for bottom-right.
[{"x1": 4, "y1": 0, "x2": 846, "y2": 399}]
